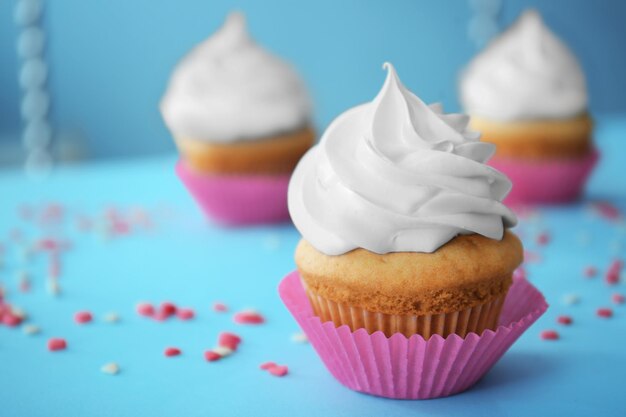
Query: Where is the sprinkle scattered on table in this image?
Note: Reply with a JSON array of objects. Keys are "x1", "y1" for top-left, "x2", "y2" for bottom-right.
[
  {"x1": 583, "y1": 266, "x2": 597, "y2": 278},
  {"x1": 176, "y1": 308, "x2": 195, "y2": 320},
  {"x1": 233, "y1": 310, "x2": 265, "y2": 325},
  {"x1": 136, "y1": 302, "x2": 155, "y2": 317},
  {"x1": 561, "y1": 293, "x2": 581, "y2": 306},
  {"x1": 48, "y1": 338, "x2": 67, "y2": 351},
  {"x1": 164, "y1": 347, "x2": 181, "y2": 357},
  {"x1": 212, "y1": 302, "x2": 228, "y2": 313},
  {"x1": 540, "y1": 330, "x2": 559, "y2": 341},
  {"x1": 260, "y1": 362, "x2": 289, "y2": 377},
  {"x1": 290, "y1": 332, "x2": 308, "y2": 344},
  {"x1": 74, "y1": 311, "x2": 93, "y2": 324},
  {"x1": 205, "y1": 332, "x2": 242, "y2": 362},
  {"x1": 103, "y1": 312, "x2": 121, "y2": 323},
  {"x1": 101, "y1": 362, "x2": 120, "y2": 375}
]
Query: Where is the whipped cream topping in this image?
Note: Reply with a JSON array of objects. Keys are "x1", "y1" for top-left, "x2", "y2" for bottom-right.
[
  {"x1": 289, "y1": 63, "x2": 517, "y2": 256},
  {"x1": 160, "y1": 12, "x2": 311, "y2": 142},
  {"x1": 460, "y1": 10, "x2": 587, "y2": 121}
]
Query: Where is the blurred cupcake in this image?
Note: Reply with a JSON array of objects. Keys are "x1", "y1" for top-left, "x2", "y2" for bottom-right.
[
  {"x1": 161, "y1": 12, "x2": 314, "y2": 225},
  {"x1": 460, "y1": 10, "x2": 597, "y2": 205},
  {"x1": 280, "y1": 64, "x2": 546, "y2": 399}
]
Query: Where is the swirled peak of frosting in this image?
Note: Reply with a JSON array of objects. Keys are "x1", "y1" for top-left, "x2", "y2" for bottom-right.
[
  {"x1": 160, "y1": 12, "x2": 311, "y2": 142},
  {"x1": 289, "y1": 63, "x2": 517, "y2": 256},
  {"x1": 460, "y1": 9, "x2": 587, "y2": 121}
]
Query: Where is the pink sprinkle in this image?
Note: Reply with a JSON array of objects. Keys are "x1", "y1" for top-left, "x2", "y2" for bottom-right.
[
  {"x1": 597, "y1": 308, "x2": 613, "y2": 318},
  {"x1": 524, "y1": 251, "x2": 542, "y2": 264},
  {"x1": 2, "y1": 314, "x2": 22, "y2": 327},
  {"x1": 605, "y1": 269, "x2": 620, "y2": 285},
  {"x1": 153, "y1": 311, "x2": 169, "y2": 322},
  {"x1": 111, "y1": 220, "x2": 131, "y2": 235},
  {"x1": 160, "y1": 302, "x2": 177, "y2": 317},
  {"x1": 204, "y1": 351, "x2": 221, "y2": 362},
  {"x1": 213, "y1": 302, "x2": 228, "y2": 313},
  {"x1": 268, "y1": 365, "x2": 289, "y2": 377},
  {"x1": 176, "y1": 308, "x2": 195, "y2": 320},
  {"x1": 37, "y1": 238, "x2": 70, "y2": 253},
  {"x1": 41, "y1": 203, "x2": 64, "y2": 224},
  {"x1": 48, "y1": 338, "x2": 67, "y2": 351},
  {"x1": 164, "y1": 347, "x2": 181, "y2": 357},
  {"x1": 591, "y1": 201, "x2": 622, "y2": 221},
  {"x1": 540, "y1": 330, "x2": 559, "y2": 341},
  {"x1": 557, "y1": 315, "x2": 573, "y2": 325},
  {"x1": 74, "y1": 311, "x2": 93, "y2": 324},
  {"x1": 218, "y1": 332, "x2": 242, "y2": 350},
  {"x1": 612, "y1": 293, "x2": 625, "y2": 304},
  {"x1": 260, "y1": 361, "x2": 276, "y2": 370},
  {"x1": 233, "y1": 310, "x2": 265, "y2": 325},
  {"x1": 19, "y1": 277, "x2": 31, "y2": 293},
  {"x1": 611, "y1": 259, "x2": 624, "y2": 271},
  {"x1": 536, "y1": 233, "x2": 550, "y2": 246},
  {"x1": 48, "y1": 253, "x2": 61, "y2": 278},
  {"x1": 584, "y1": 266, "x2": 597, "y2": 278},
  {"x1": 136, "y1": 303, "x2": 155, "y2": 317}
]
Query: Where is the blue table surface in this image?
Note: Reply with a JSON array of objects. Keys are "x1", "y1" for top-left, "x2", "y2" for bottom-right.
[{"x1": 1, "y1": 116, "x2": 625, "y2": 417}]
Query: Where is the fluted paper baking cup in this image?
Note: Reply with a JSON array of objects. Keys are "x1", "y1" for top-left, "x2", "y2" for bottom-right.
[
  {"x1": 279, "y1": 271, "x2": 547, "y2": 399},
  {"x1": 489, "y1": 149, "x2": 599, "y2": 205},
  {"x1": 176, "y1": 160, "x2": 290, "y2": 226},
  {"x1": 303, "y1": 283, "x2": 506, "y2": 339}
]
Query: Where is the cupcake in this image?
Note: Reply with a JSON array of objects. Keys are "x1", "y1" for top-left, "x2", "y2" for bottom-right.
[
  {"x1": 280, "y1": 63, "x2": 547, "y2": 399},
  {"x1": 460, "y1": 10, "x2": 597, "y2": 205},
  {"x1": 161, "y1": 12, "x2": 314, "y2": 225}
]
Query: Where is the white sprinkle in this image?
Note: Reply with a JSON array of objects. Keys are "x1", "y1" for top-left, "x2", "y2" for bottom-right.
[
  {"x1": 10, "y1": 306, "x2": 27, "y2": 320},
  {"x1": 561, "y1": 293, "x2": 580, "y2": 306},
  {"x1": 23, "y1": 324, "x2": 40, "y2": 335},
  {"x1": 103, "y1": 312, "x2": 121, "y2": 323},
  {"x1": 47, "y1": 279, "x2": 61, "y2": 296},
  {"x1": 212, "y1": 346, "x2": 234, "y2": 357},
  {"x1": 290, "y1": 332, "x2": 308, "y2": 344},
  {"x1": 101, "y1": 362, "x2": 120, "y2": 375},
  {"x1": 263, "y1": 234, "x2": 281, "y2": 251}
]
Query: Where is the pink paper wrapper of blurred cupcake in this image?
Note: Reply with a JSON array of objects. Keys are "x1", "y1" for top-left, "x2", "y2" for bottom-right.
[
  {"x1": 161, "y1": 13, "x2": 314, "y2": 225},
  {"x1": 489, "y1": 149, "x2": 599, "y2": 205},
  {"x1": 280, "y1": 271, "x2": 547, "y2": 400},
  {"x1": 176, "y1": 161, "x2": 291, "y2": 226}
]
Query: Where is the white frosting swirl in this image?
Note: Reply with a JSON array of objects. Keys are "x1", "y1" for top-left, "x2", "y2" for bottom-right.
[
  {"x1": 289, "y1": 63, "x2": 517, "y2": 256},
  {"x1": 160, "y1": 12, "x2": 311, "y2": 142},
  {"x1": 460, "y1": 10, "x2": 587, "y2": 121}
]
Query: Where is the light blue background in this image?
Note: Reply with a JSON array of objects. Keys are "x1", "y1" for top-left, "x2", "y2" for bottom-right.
[
  {"x1": 1, "y1": 0, "x2": 625, "y2": 159},
  {"x1": 0, "y1": 115, "x2": 624, "y2": 417}
]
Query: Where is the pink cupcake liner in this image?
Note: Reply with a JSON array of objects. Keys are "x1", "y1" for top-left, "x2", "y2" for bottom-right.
[
  {"x1": 279, "y1": 271, "x2": 547, "y2": 399},
  {"x1": 176, "y1": 161, "x2": 291, "y2": 226},
  {"x1": 489, "y1": 149, "x2": 599, "y2": 205}
]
